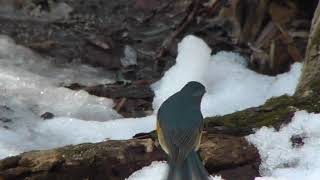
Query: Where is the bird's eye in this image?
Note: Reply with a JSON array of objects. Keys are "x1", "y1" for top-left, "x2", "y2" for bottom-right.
[{"x1": 192, "y1": 90, "x2": 204, "y2": 96}]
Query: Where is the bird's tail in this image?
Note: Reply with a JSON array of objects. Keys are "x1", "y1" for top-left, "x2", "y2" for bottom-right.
[{"x1": 167, "y1": 151, "x2": 210, "y2": 180}]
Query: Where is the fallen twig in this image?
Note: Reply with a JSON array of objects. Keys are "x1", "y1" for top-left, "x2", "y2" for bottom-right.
[{"x1": 114, "y1": 97, "x2": 127, "y2": 112}]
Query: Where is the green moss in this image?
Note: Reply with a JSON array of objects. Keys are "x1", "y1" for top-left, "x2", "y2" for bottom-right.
[
  {"x1": 295, "y1": 95, "x2": 320, "y2": 113},
  {"x1": 204, "y1": 95, "x2": 296, "y2": 134},
  {"x1": 254, "y1": 107, "x2": 291, "y2": 127},
  {"x1": 58, "y1": 143, "x2": 97, "y2": 161},
  {"x1": 204, "y1": 87, "x2": 320, "y2": 137}
]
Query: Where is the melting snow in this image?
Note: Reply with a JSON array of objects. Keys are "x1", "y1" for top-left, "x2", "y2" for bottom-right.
[
  {"x1": 247, "y1": 111, "x2": 320, "y2": 180},
  {"x1": 126, "y1": 161, "x2": 224, "y2": 180}
]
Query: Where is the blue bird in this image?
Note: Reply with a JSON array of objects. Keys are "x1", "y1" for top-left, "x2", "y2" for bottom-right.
[{"x1": 157, "y1": 81, "x2": 210, "y2": 180}]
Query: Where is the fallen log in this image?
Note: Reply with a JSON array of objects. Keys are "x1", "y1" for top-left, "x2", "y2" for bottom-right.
[{"x1": 0, "y1": 134, "x2": 259, "y2": 180}]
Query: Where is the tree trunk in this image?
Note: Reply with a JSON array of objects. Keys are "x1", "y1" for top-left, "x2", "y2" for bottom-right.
[{"x1": 295, "y1": 2, "x2": 320, "y2": 97}]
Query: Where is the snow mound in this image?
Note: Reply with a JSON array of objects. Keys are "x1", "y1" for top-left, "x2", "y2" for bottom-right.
[
  {"x1": 247, "y1": 111, "x2": 320, "y2": 180},
  {"x1": 152, "y1": 35, "x2": 212, "y2": 110},
  {"x1": 153, "y1": 35, "x2": 302, "y2": 116},
  {"x1": 126, "y1": 161, "x2": 224, "y2": 180},
  {"x1": 201, "y1": 52, "x2": 301, "y2": 116}
]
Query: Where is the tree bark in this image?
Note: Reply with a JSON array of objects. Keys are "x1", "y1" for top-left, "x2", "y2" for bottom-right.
[{"x1": 295, "y1": 2, "x2": 320, "y2": 97}]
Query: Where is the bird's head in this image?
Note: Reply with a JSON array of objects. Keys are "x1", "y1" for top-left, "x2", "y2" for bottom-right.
[{"x1": 180, "y1": 81, "x2": 206, "y2": 102}]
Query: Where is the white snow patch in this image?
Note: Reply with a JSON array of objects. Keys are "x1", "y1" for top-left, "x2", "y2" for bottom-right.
[
  {"x1": 153, "y1": 35, "x2": 301, "y2": 116},
  {"x1": 152, "y1": 35, "x2": 212, "y2": 110},
  {"x1": 36, "y1": 115, "x2": 156, "y2": 142},
  {"x1": 255, "y1": 177, "x2": 288, "y2": 180},
  {"x1": 126, "y1": 161, "x2": 224, "y2": 180},
  {"x1": 0, "y1": 115, "x2": 156, "y2": 159},
  {"x1": 0, "y1": 35, "x2": 120, "y2": 121},
  {"x1": 126, "y1": 161, "x2": 168, "y2": 180},
  {"x1": 201, "y1": 52, "x2": 301, "y2": 116},
  {"x1": 121, "y1": 45, "x2": 138, "y2": 67},
  {"x1": 211, "y1": 175, "x2": 224, "y2": 180},
  {"x1": 0, "y1": 35, "x2": 122, "y2": 158},
  {"x1": 247, "y1": 111, "x2": 320, "y2": 180},
  {"x1": 0, "y1": 35, "x2": 114, "y2": 86}
]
